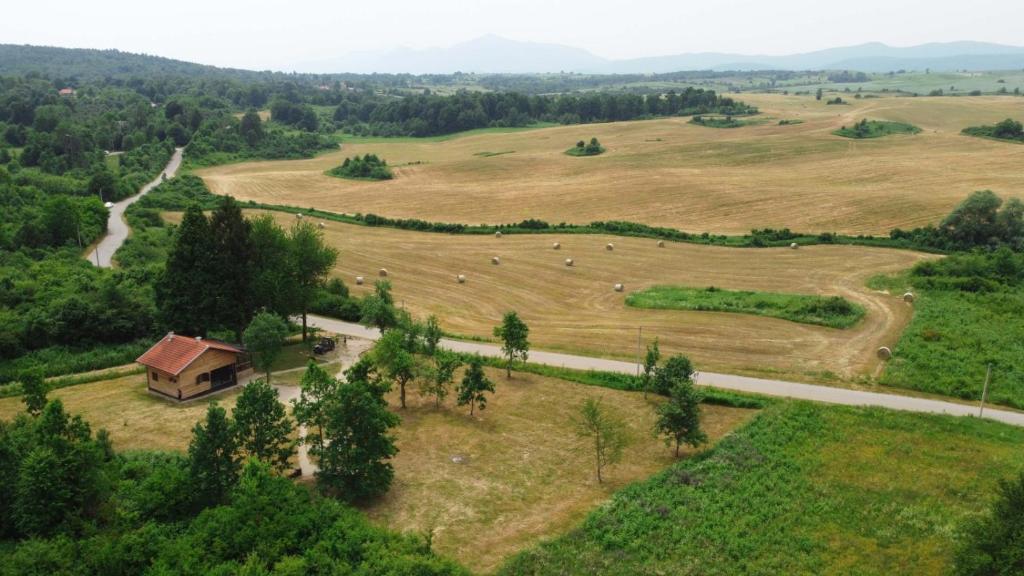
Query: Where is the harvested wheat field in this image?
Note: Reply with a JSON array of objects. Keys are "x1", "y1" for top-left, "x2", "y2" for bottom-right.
[
  {"x1": 365, "y1": 365, "x2": 757, "y2": 573},
  {"x1": 217, "y1": 211, "x2": 934, "y2": 382},
  {"x1": 198, "y1": 94, "x2": 1024, "y2": 236},
  {"x1": 0, "y1": 374, "x2": 242, "y2": 452}
]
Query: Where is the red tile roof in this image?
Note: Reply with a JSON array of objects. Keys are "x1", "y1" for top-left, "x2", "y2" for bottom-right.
[{"x1": 136, "y1": 333, "x2": 243, "y2": 376}]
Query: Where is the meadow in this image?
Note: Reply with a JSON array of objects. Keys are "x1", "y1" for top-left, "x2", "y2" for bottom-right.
[
  {"x1": 167, "y1": 210, "x2": 929, "y2": 383},
  {"x1": 625, "y1": 285, "x2": 865, "y2": 329},
  {"x1": 365, "y1": 365, "x2": 756, "y2": 572},
  {"x1": 500, "y1": 401, "x2": 1024, "y2": 575},
  {"x1": 197, "y1": 94, "x2": 1024, "y2": 236}
]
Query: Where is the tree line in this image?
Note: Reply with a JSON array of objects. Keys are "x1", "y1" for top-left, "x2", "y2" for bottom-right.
[{"x1": 332, "y1": 87, "x2": 756, "y2": 137}]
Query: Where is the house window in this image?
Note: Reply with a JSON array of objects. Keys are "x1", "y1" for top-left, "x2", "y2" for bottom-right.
[
  {"x1": 152, "y1": 371, "x2": 159, "y2": 381},
  {"x1": 197, "y1": 373, "x2": 210, "y2": 384}
]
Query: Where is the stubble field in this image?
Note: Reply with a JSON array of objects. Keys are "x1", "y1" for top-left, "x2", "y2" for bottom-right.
[
  {"x1": 185, "y1": 211, "x2": 934, "y2": 382},
  {"x1": 198, "y1": 94, "x2": 1024, "y2": 236}
]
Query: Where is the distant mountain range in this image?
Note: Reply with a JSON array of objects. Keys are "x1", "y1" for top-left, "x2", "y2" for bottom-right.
[{"x1": 294, "y1": 36, "x2": 1024, "y2": 74}]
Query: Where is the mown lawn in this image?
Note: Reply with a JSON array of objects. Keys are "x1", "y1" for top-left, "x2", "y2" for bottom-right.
[
  {"x1": 625, "y1": 285, "x2": 865, "y2": 329},
  {"x1": 500, "y1": 402, "x2": 1024, "y2": 575}
]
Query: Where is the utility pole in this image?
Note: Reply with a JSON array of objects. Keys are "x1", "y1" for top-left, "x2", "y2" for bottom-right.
[
  {"x1": 979, "y1": 363, "x2": 993, "y2": 417},
  {"x1": 636, "y1": 326, "x2": 642, "y2": 378},
  {"x1": 94, "y1": 246, "x2": 101, "y2": 267}
]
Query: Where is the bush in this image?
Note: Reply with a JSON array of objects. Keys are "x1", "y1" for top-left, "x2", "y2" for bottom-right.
[{"x1": 327, "y1": 154, "x2": 393, "y2": 180}]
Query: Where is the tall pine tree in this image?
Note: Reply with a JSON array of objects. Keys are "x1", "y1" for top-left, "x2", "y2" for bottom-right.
[
  {"x1": 209, "y1": 196, "x2": 254, "y2": 339},
  {"x1": 156, "y1": 204, "x2": 214, "y2": 336}
]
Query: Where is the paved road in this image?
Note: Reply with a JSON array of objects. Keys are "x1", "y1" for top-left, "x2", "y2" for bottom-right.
[
  {"x1": 306, "y1": 313, "x2": 1024, "y2": 428},
  {"x1": 85, "y1": 147, "x2": 184, "y2": 267}
]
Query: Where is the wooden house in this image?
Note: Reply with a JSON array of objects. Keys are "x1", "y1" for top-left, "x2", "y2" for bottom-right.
[{"x1": 137, "y1": 333, "x2": 252, "y2": 401}]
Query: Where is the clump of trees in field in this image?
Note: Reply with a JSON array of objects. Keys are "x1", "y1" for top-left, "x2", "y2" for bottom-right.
[
  {"x1": 890, "y1": 190, "x2": 1024, "y2": 251},
  {"x1": 327, "y1": 153, "x2": 394, "y2": 180},
  {"x1": 962, "y1": 118, "x2": 1024, "y2": 143},
  {"x1": 834, "y1": 119, "x2": 920, "y2": 139},
  {"x1": 690, "y1": 115, "x2": 746, "y2": 128},
  {"x1": 566, "y1": 137, "x2": 605, "y2": 156},
  {"x1": 826, "y1": 96, "x2": 846, "y2": 105}
]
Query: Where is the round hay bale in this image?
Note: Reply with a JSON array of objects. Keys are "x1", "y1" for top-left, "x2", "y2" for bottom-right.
[
  {"x1": 606, "y1": 243, "x2": 615, "y2": 251},
  {"x1": 552, "y1": 242, "x2": 561, "y2": 250},
  {"x1": 657, "y1": 240, "x2": 665, "y2": 248},
  {"x1": 614, "y1": 283, "x2": 624, "y2": 292},
  {"x1": 457, "y1": 274, "x2": 466, "y2": 284},
  {"x1": 491, "y1": 256, "x2": 501, "y2": 265},
  {"x1": 355, "y1": 276, "x2": 364, "y2": 285},
  {"x1": 877, "y1": 346, "x2": 892, "y2": 360},
  {"x1": 295, "y1": 213, "x2": 303, "y2": 219},
  {"x1": 565, "y1": 258, "x2": 574, "y2": 267},
  {"x1": 378, "y1": 268, "x2": 388, "y2": 277},
  {"x1": 903, "y1": 292, "x2": 915, "y2": 303},
  {"x1": 318, "y1": 222, "x2": 325, "y2": 229},
  {"x1": 790, "y1": 242, "x2": 799, "y2": 249},
  {"x1": 495, "y1": 231, "x2": 502, "y2": 238}
]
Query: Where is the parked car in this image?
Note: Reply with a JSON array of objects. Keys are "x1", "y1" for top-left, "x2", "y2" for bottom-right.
[{"x1": 312, "y1": 337, "x2": 336, "y2": 355}]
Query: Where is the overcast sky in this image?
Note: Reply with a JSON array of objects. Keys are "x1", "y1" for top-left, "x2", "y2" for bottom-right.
[{"x1": 3, "y1": 0, "x2": 1022, "y2": 70}]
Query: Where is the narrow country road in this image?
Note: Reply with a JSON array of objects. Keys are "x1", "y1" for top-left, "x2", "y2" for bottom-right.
[
  {"x1": 85, "y1": 147, "x2": 184, "y2": 267},
  {"x1": 305, "y1": 313, "x2": 1024, "y2": 428}
]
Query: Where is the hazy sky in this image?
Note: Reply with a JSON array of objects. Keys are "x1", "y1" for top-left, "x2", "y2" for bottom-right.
[{"x1": 3, "y1": 0, "x2": 1022, "y2": 70}]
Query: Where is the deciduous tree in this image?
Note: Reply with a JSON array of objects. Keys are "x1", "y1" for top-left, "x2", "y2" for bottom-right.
[
  {"x1": 290, "y1": 220, "x2": 338, "y2": 341},
  {"x1": 19, "y1": 368, "x2": 46, "y2": 416},
  {"x1": 233, "y1": 378, "x2": 295, "y2": 472},
  {"x1": 457, "y1": 356, "x2": 494, "y2": 416},
  {"x1": 242, "y1": 311, "x2": 289, "y2": 383},
  {"x1": 493, "y1": 311, "x2": 529, "y2": 378},
  {"x1": 654, "y1": 382, "x2": 707, "y2": 457},
  {"x1": 574, "y1": 398, "x2": 628, "y2": 483}
]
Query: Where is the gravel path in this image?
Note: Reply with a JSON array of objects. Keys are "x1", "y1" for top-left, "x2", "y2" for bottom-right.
[
  {"x1": 85, "y1": 147, "x2": 184, "y2": 267},
  {"x1": 306, "y1": 313, "x2": 1024, "y2": 428}
]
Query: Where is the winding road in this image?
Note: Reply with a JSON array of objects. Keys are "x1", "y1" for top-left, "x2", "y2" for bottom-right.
[
  {"x1": 306, "y1": 313, "x2": 1024, "y2": 428},
  {"x1": 85, "y1": 147, "x2": 184, "y2": 268}
]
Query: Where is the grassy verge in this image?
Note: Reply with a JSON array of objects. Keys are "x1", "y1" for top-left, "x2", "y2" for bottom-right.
[
  {"x1": 500, "y1": 401, "x2": 1024, "y2": 575},
  {"x1": 625, "y1": 285, "x2": 865, "y2": 329},
  {"x1": 872, "y1": 272, "x2": 1024, "y2": 409},
  {"x1": 466, "y1": 355, "x2": 767, "y2": 409},
  {"x1": 834, "y1": 120, "x2": 921, "y2": 139}
]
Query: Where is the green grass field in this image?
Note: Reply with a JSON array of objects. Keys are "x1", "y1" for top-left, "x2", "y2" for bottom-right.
[
  {"x1": 872, "y1": 274, "x2": 1024, "y2": 409},
  {"x1": 625, "y1": 285, "x2": 865, "y2": 329},
  {"x1": 834, "y1": 120, "x2": 921, "y2": 139},
  {"x1": 500, "y1": 401, "x2": 1024, "y2": 575}
]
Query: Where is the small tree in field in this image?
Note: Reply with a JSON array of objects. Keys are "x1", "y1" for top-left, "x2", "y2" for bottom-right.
[
  {"x1": 423, "y1": 315, "x2": 443, "y2": 356},
  {"x1": 457, "y1": 356, "x2": 495, "y2": 416},
  {"x1": 420, "y1": 350, "x2": 461, "y2": 408},
  {"x1": 372, "y1": 328, "x2": 420, "y2": 409},
  {"x1": 292, "y1": 361, "x2": 342, "y2": 462},
  {"x1": 574, "y1": 398, "x2": 628, "y2": 483},
  {"x1": 243, "y1": 311, "x2": 289, "y2": 383},
  {"x1": 233, "y1": 378, "x2": 296, "y2": 472},
  {"x1": 654, "y1": 382, "x2": 707, "y2": 457},
  {"x1": 19, "y1": 368, "x2": 46, "y2": 416},
  {"x1": 493, "y1": 311, "x2": 529, "y2": 378},
  {"x1": 360, "y1": 280, "x2": 399, "y2": 333},
  {"x1": 653, "y1": 354, "x2": 694, "y2": 396},
  {"x1": 642, "y1": 338, "x2": 660, "y2": 399}
]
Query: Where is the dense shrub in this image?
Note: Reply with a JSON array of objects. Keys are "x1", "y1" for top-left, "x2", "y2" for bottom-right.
[{"x1": 327, "y1": 154, "x2": 393, "y2": 180}]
